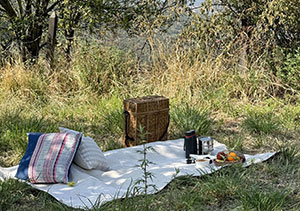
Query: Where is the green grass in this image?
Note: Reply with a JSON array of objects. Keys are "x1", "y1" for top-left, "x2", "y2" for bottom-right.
[
  {"x1": 242, "y1": 111, "x2": 281, "y2": 135},
  {"x1": 0, "y1": 179, "x2": 75, "y2": 211},
  {"x1": 171, "y1": 104, "x2": 213, "y2": 137},
  {"x1": 99, "y1": 156, "x2": 299, "y2": 210},
  {"x1": 0, "y1": 40, "x2": 300, "y2": 210},
  {"x1": 1, "y1": 95, "x2": 299, "y2": 210}
]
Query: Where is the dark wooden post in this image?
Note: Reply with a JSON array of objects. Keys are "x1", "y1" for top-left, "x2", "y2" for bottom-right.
[{"x1": 47, "y1": 11, "x2": 58, "y2": 69}]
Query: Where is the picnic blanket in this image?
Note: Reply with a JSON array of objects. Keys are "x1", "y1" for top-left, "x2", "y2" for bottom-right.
[{"x1": 0, "y1": 139, "x2": 276, "y2": 209}]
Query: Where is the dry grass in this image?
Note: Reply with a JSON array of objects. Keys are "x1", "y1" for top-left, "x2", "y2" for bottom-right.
[{"x1": 0, "y1": 39, "x2": 299, "y2": 210}]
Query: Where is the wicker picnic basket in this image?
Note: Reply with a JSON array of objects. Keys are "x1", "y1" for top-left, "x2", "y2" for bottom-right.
[{"x1": 123, "y1": 96, "x2": 169, "y2": 147}]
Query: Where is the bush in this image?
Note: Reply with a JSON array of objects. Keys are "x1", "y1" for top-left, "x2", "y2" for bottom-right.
[{"x1": 276, "y1": 48, "x2": 300, "y2": 91}]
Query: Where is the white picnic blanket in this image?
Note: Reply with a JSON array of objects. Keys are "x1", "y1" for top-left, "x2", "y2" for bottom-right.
[{"x1": 0, "y1": 139, "x2": 276, "y2": 209}]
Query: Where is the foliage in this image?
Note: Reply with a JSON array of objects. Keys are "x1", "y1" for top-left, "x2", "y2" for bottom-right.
[
  {"x1": 88, "y1": 0, "x2": 194, "y2": 36},
  {"x1": 181, "y1": 0, "x2": 300, "y2": 84},
  {"x1": 0, "y1": 0, "x2": 194, "y2": 64},
  {"x1": 134, "y1": 125, "x2": 158, "y2": 210},
  {"x1": 56, "y1": 0, "x2": 90, "y2": 60},
  {"x1": 276, "y1": 48, "x2": 300, "y2": 90},
  {"x1": 0, "y1": 0, "x2": 58, "y2": 63}
]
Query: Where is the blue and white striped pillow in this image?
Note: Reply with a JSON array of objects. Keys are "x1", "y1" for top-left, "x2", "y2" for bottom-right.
[
  {"x1": 28, "y1": 132, "x2": 82, "y2": 183},
  {"x1": 15, "y1": 132, "x2": 44, "y2": 180}
]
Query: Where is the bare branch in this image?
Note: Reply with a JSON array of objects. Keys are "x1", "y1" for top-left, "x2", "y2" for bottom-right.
[
  {"x1": 46, "y1": 0, "x2": 62, "y2": 13},
  {"x1": 0, "y1": 0, "x2": 17, "y2": 17},
  {"x1": 17, "y1": 0, "x2": 23, "y2": 16},
  {"x1": 25, "y1": 0, "x2": 32, "y2": 16},
  {"x1": 0, "y1": 7, "x2": 7, "y2": 13},
  {"x1": 39, "y1": 42, "x2": 47, "y2": 49}
]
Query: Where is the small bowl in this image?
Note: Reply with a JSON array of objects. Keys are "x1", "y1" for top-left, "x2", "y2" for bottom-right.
[{"x1": 195, "y1": 159, "x2": 211, "y2": 168}]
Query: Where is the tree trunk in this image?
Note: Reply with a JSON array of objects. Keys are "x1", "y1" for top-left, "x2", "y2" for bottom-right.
[
  {"x1": 64, "y1": 30, "x2": 75, "y2": 62},
  {"x1": 238, "y1": 18, "x2": 252, "y2": 75},
  {"x1": 21, "y1": 31, "x2": 42, "y2": 64}
]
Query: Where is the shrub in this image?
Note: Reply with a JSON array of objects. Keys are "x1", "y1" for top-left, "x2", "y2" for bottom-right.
[{"x1": 276, "y1": 48, "x2": 300, "y2": 91}]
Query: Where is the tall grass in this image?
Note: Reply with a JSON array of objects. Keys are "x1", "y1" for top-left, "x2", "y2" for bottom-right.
[
  {"x1": 0, "y1": 35, "x2": 299, "y2": 210},
  {"x1": 242, "y1": 111, "x2": 281, "y2": 135},
  {"x1": 171, "y1": 104, "x2": 213, "y2": 137}
]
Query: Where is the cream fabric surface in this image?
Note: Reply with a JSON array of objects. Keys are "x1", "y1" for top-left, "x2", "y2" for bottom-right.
[{"x1": 0, "y1": 139, "x2": 276, "y2": 209}]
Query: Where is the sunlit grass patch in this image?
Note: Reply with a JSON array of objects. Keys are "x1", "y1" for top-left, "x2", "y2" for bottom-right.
[
  {"x1": 170, "y1": 104, "x2": 213, "y2": 137},
  {"x1": 0, "y1": 64, "x2": 49, "y2": 103},
  {"x1": 222, "y1": 134, "x2": 245, "y2": 151},
  {"x1": 242, "y1": 111, "x2": 281, "y2": 135}
]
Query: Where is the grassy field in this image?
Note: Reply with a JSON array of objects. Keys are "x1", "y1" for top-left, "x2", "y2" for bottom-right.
[{"x1": 0, "y1": 40, "x2": 300, "y2": 210}]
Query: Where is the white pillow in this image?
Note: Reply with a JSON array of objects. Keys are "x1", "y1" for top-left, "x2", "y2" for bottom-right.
[{"x1": 59, "y1": 127, "x2": 109, "y2": 171}]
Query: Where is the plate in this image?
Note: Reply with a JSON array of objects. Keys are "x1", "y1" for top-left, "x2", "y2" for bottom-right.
[{"x1": 213, "y1": 158, "x2": 245, "y2": 166}]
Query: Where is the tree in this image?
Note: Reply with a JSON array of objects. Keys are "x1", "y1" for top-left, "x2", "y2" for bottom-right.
[
  {"x1": 0, "y1": 0, "x2": 194, "y2": 64},
  {"x1": 0, "y1": 0, "x2": 62, "y2": 63},
  {"x1": 182, "y1": 0, "x2": 300, "y2": 67}
]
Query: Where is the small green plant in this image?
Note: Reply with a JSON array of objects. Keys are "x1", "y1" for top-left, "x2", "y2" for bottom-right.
[
  {"x1": 242, "y1": 111, "x2": 281, "y2": 135},
  {"x1": 171, "y1": 104, "x2": 213, "y2": 136},
  {"x1": 135, "y1": 125, "x2": 157, "y2": 211}
]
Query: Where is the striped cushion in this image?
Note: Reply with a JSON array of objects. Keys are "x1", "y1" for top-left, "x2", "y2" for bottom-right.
[
  {"x1": 28, "y1": 132, "x2": 82, "y2": 184},
  {"x1": 15, "y1": 133, "x2": 44, "y2": 180},
  {"x1": 59, "y1": 127, "x2": 109, "y2": 171}
]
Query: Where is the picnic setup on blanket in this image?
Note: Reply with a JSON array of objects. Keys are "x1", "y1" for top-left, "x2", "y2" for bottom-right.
[{"x1": 0, "y1": 96, "x2": 276, "y2": 209}]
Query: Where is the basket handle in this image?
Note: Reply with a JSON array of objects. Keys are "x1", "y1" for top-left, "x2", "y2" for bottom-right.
[
  {"x1": 159, "y1": 114, "x2": 170, "y2": 141},
  {"x1": 123, "y1": 110, "x2": 135, "y2": 147}
]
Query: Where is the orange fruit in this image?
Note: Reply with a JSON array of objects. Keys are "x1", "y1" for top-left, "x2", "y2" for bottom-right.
[{"x1": 227, "y1": 152, "x2": 239, "y2": 161}]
